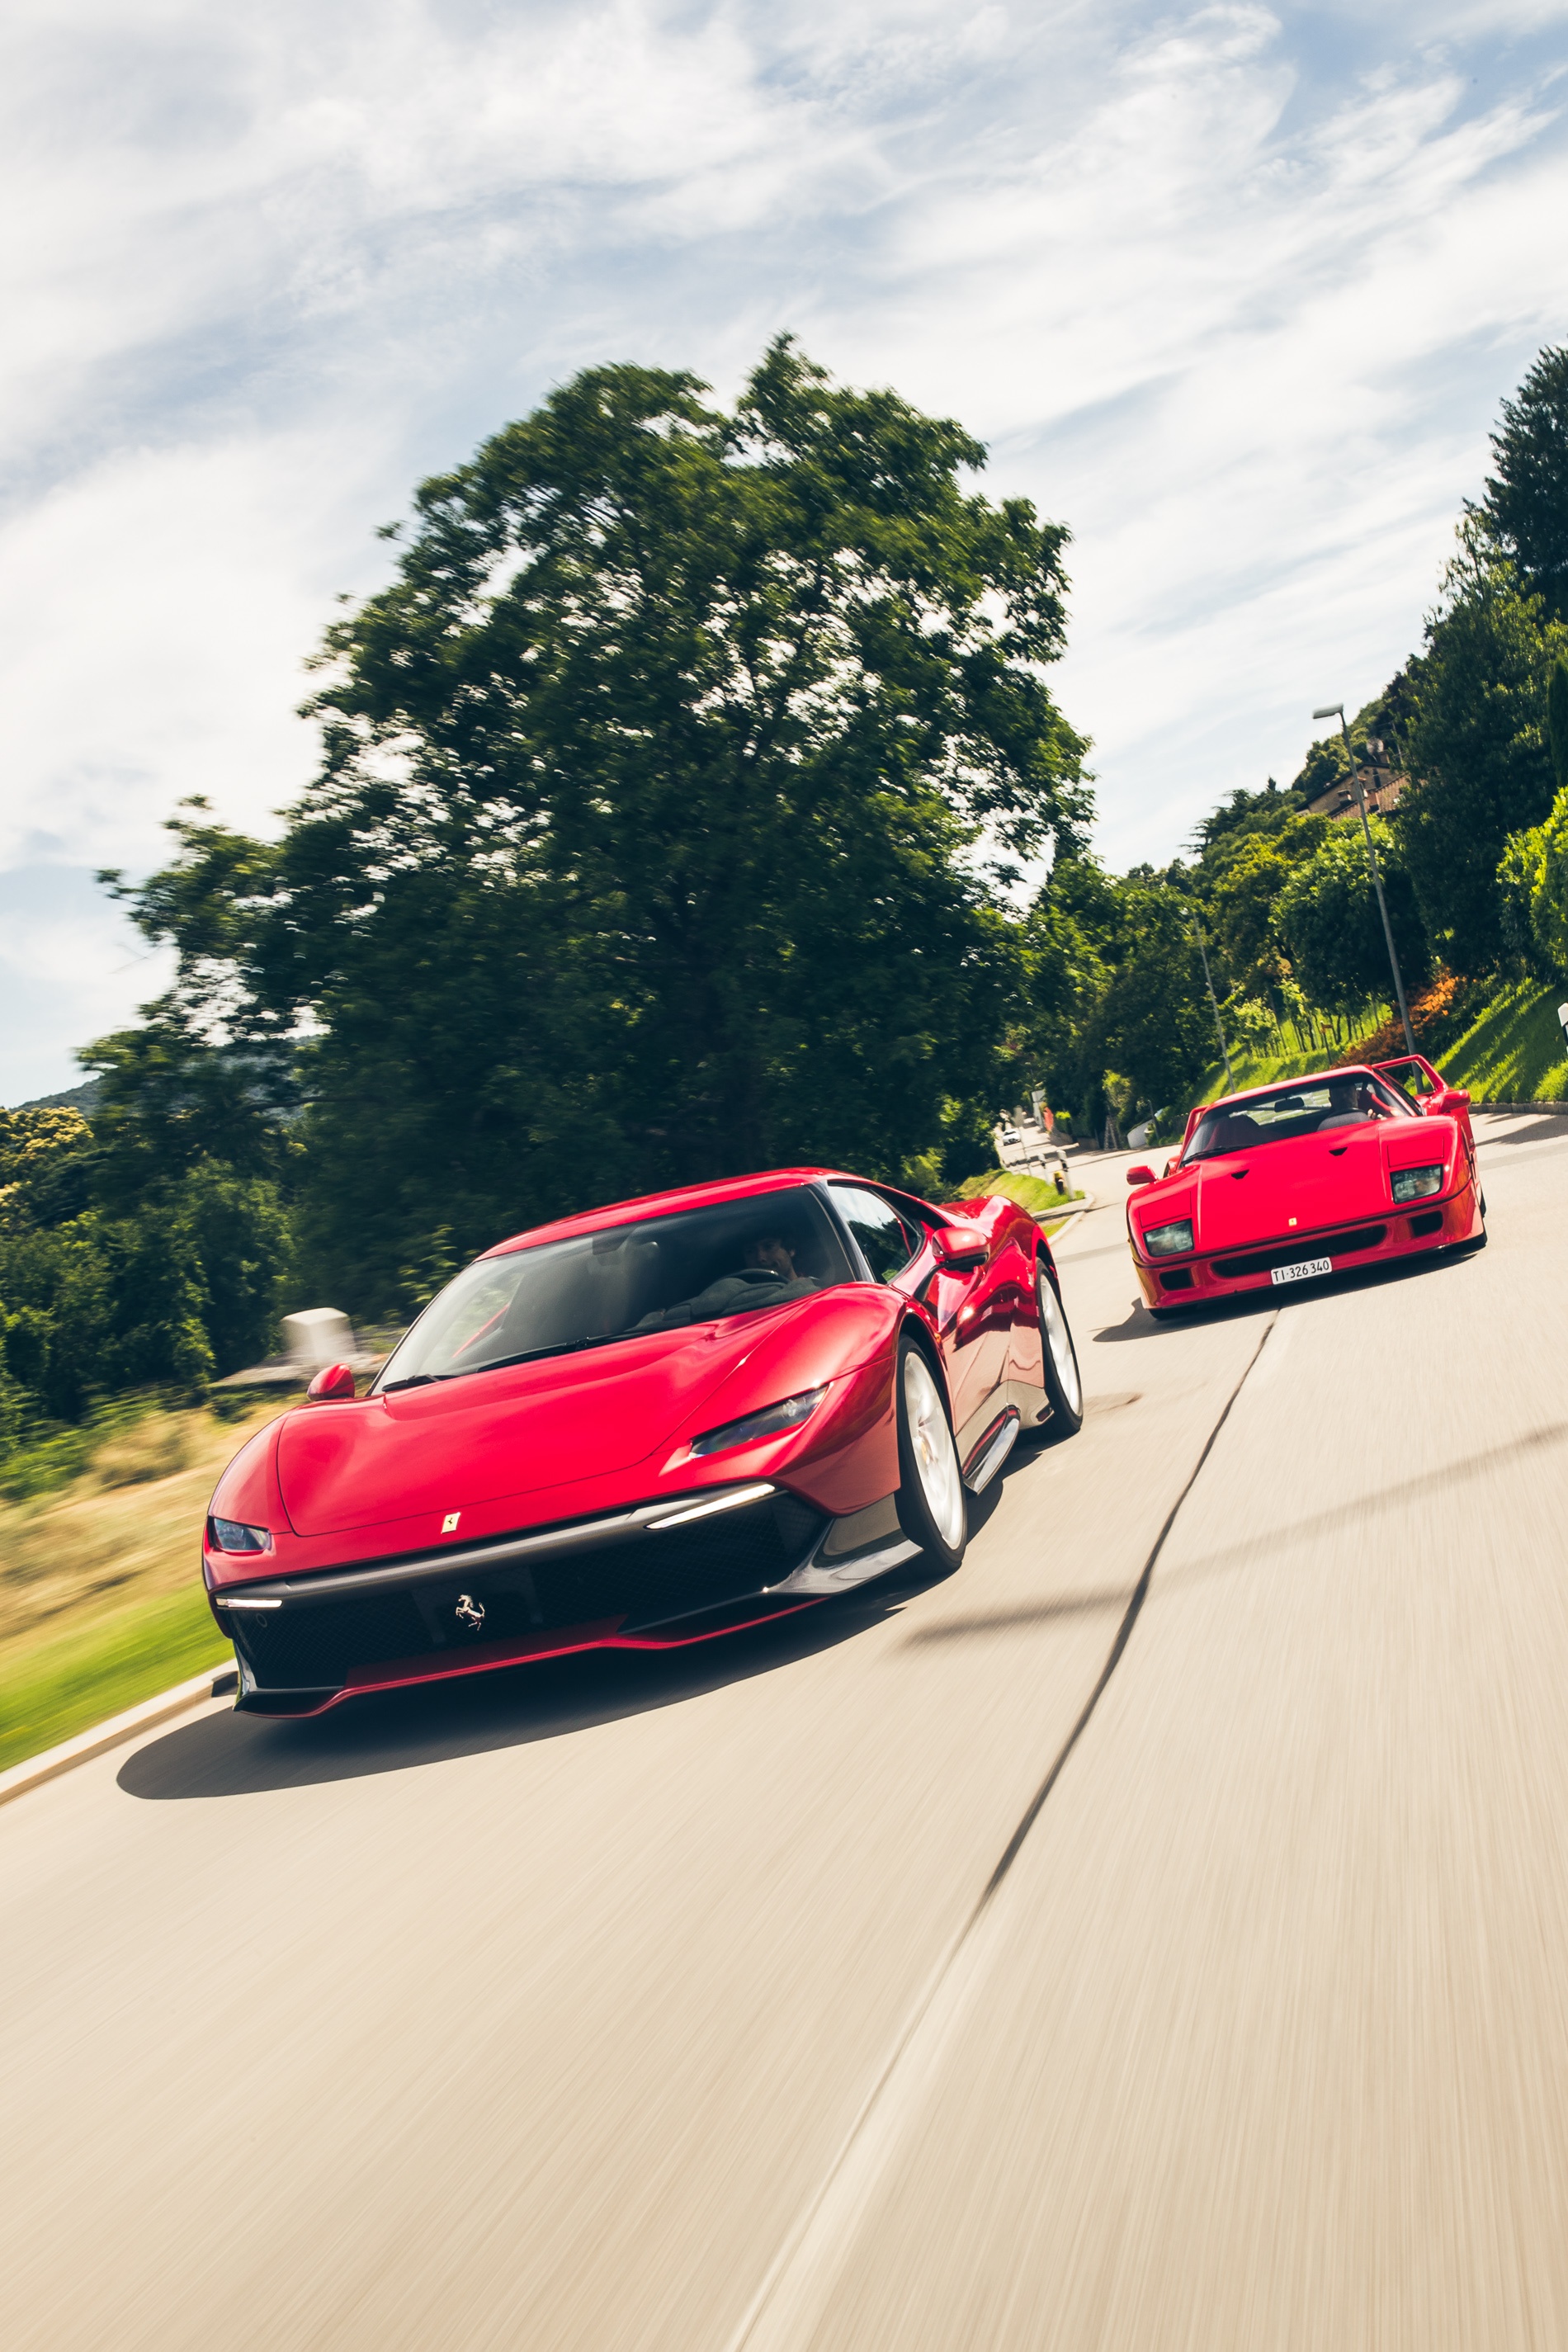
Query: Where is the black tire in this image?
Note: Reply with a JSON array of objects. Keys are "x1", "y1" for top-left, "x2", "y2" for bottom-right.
[
  {"x1": 1036, "y1": 1262, "x2": 1084, "y2": 1435},
  {"x1": 894, "y1": 1334, "x2": 967, "y2": 1575}
]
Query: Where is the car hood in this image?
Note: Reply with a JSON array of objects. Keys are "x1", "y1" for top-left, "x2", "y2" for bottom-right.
[
  {"x1": 276, "y1": 1306, "x2": 815, "y2": 1538},
  {"x1": 1134, "y1": 1121, "x2": 1458, "y2": 1254}
]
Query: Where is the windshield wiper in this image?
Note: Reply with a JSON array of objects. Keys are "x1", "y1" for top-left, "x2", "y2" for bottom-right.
[{"x1": 381, "y1": 1332, "x2": 635, "y2": 1393}]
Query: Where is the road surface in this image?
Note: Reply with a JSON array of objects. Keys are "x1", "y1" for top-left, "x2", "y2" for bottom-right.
[{"x1": 4, "y1": 1110, "x2": 1567, "y2": 2350}]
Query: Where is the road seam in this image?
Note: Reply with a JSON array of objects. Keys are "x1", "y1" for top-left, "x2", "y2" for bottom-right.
[{"x1": 723, "y1": 1311, "x2": 1280, "y2": 2352}]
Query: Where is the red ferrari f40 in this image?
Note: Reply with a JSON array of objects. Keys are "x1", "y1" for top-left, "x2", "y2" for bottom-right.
[
  {"x1": 1126, "y1": 1055, "x2": 1484, "y2": 1316},
  {"x1": 205, "y1": 1170, "x2": 1084, "y2": 1716}
]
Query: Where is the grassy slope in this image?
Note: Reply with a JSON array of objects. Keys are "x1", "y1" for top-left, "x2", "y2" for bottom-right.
[
  {"x1": 1196, "y1": 982, "x2": 1568, "y2": 1108},
  {"x1": 0, "y1": 1397, "x2": 282, "y2": 1773}
]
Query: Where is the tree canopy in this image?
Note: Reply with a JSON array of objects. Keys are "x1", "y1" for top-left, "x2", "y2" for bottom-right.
[
  {"x1": 97, "y1": 340, "x2": 1089, "y2": 1311},
  {"x1": 1481, "y1": 342, "x2": 1568, "y2": 617}
]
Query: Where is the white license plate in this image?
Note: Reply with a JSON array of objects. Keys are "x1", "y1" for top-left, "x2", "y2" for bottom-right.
[{"x1": 1271, "y1": 1255, "x2": 1332, "y2": 1287}]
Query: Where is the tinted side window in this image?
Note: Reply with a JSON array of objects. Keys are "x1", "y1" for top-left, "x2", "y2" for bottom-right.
[{"x1": 830, "y1": 1187, "x2": 923, "y2": 1283}]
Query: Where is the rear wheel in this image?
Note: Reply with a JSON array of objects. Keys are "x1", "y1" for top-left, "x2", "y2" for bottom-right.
[
  {"x1": 895, "y1": 1337, "x2": 966, "y2": 1574},
  {"x1": 1037, "y1": 1263, "x2": 1084, "y2": 1435}
]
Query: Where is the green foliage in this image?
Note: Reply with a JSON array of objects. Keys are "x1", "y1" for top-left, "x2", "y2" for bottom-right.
[
  {"x1": 1397, "y1": 530, "x2": 1568, "y2": 971},
  {"x1": 1480, "y1": 342, "x2": 1568, "y2": 617},
  {"x1": 1274, "y1": 819, "x2": 1431, "y2": 1017},
  {"x1": 0, "y1": 1159, "x2": 291, "y2": 1433},
  {"x1": 1207, "y1": 816, "x2": 1328, "y2": 996},
  {"x1": 107, "y1": 340, "x2": 1089, "y2": 1313},
  {"x1": 1091, "y1": 884, "x2": 1219, "y2": 1116},
  {"x1": 1188, "y1": 777, "x2": 1304, "y2": 857},
  {"x1": 1496, "y1": 821, "x2": 1551, "y2": 974},
  {"x1": 83, "y1": 1013, "x2": 300, "y2": 1212},
  {"x1": 1549, "y1": 655, "x2": 1568, "y2": 791},
  {"x1": 0, "y1": 1107, "x2": 95, "y2": 1231}
]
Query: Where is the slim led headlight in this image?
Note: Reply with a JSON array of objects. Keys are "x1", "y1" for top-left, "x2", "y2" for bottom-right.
[
  {"x1": 208, "y1": 1518, "x2": 273, "y2": 1554},
  {"x1": 689, "y1": 1386, "x2": 828, "y2": 1458}
]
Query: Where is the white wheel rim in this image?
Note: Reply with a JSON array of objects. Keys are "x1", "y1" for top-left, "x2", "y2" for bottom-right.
[
  {"x1": 903, "y1": 1351, "x2": 966, "y2": 1551},
  {"x1": 1038, "y1": 1271, "x2": 1083, "y2": 1416}
]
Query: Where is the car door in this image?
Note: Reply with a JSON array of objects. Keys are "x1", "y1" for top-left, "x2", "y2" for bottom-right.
[{"x1": 828, "y1": 1183, "x2": 995, "y2": 1451}]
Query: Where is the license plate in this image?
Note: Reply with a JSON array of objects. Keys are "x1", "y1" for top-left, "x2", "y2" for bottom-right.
[{"x1": 1271, "y1": 1255, "x2": 1332, "y2": 1287}]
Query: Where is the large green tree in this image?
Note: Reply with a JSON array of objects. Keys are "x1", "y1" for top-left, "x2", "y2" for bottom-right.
[
  {"x1": 104, "y1": 342, "x2": 1089, "y2": 1310},
  {"x1": 1275, "y1": 819, "x2": 1431, "y2": 1016},
  {"x1": 1480, "y1": 342, "x2": 1568, "y2": 617},
  {"x1": 1397, "y1": 527, "x2": 1568, "y2": 971}
]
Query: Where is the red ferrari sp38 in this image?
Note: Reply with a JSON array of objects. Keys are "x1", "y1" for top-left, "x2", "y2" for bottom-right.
[
  {"x1": 1126, "y1": 1054, "x2": 1484, "y2": 1317},
  {"x1": 205, "y1": 1170, "x2": 1084, "y2": 1716}
]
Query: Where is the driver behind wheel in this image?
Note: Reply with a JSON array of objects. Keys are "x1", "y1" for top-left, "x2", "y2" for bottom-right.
[{"x1": 634, "y1": 1230, "x2": 823, "y2": 1332}]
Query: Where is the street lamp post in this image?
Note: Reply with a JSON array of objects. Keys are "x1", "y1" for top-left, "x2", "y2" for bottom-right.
[
  {"x1": 1311, "y1": 702, "x2": 1417, "y2": 1060},
  {"x1": 1193, "y1": 917, "x2": 1235, "y2": 1091}
]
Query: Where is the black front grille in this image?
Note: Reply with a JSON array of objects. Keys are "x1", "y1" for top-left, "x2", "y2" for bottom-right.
[
  {"x1": 229, "y1": 1490, "x2": 827, "y2": 1692},
  {"x1": 1159, "y1": 1268, "x2": 1195, "y2": 1291},
  {"x1": 1409, "y1": 1210, "x2": 1444, "y2": 1237},
  {"x1": 1212, "y1": 1225, "x2": 1387, "y2": 1281}
]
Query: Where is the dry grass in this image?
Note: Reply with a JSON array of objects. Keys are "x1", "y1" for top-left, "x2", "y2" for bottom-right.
[{"x1": 0, "y1": 1397, "x2": 287, "y2": 1766}]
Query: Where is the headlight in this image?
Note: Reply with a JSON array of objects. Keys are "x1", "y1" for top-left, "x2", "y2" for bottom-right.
[
  {"x1": 1391, "y1": 1164, "x2": 1445, "y2": 1202},
  {"x1": 208, "y1": 1517, "x2": 273, "y2": 1554},
  {"x1": 1141, "y1": 1219, "x2": 1194, "y2": 1258},
  {"x1": 690, "y1": 1386, "x2": 827, "y2": 1457}
]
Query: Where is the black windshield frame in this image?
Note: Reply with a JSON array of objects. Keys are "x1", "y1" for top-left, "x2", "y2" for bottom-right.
[
  {"x1": 1182, "y1": 1074, "x2": 1417, "y2": 1164},
  {"x1": 371, "y1": 1184, "x2": 858, "y2": 1392}
]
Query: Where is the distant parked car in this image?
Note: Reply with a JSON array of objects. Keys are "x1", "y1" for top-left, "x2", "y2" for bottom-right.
[{"x1": 999, "y1": 1126, "x2": 1022, "y2": 1147}]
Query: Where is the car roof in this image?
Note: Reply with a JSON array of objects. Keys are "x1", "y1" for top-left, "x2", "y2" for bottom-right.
[{"x1": 481, "y1": 1169, "x2": 860, "y2": 1257}]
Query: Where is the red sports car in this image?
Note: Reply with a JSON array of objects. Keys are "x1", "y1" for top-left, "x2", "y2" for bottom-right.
[
  {"x1": 205, "y1": 1169, "x2": 1084, "y2": 1716},
  {"x1": 1125, "y1": 1054, "x2": 1485, "y2": 1318}
]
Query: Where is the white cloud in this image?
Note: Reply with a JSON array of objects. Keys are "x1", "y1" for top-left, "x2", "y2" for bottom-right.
[{"x1": 2, "y1": 0, "x2": 1568, "y2": 1093}]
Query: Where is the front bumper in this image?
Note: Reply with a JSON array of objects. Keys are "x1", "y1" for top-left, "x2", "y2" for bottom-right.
[
  {"x1": 212, "y1": 1484, "x2": 917, "y2": 1717},
  {"x1": 1130, "y1": 1182, "x2": 1480, "y2": 1310}
]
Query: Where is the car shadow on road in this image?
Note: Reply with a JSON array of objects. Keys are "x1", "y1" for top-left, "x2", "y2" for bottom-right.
[
  {"x1": 1091, "y1": 1245, "x2": 1481, "y2": 1342},
  {"x1": 119, "y1": 1563, "x2": 959, "y2": 1805}
]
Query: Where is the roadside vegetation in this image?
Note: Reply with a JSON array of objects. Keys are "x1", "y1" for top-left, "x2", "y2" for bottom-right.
[{"x1": 0, "y1": 1396, "x2": 278, "y2": 1772}]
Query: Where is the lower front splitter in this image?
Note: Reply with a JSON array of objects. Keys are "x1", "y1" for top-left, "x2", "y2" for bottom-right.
[{"x1": 234, "y1": 1594, "x2": 826, "y2": 1717}]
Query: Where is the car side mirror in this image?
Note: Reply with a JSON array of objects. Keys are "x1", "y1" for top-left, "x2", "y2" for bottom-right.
[
  {"x1": 1126, "y1": 1164, "x2": 1155, "y2": 1187},
  {"x1": 1427, "y1": 1086, "x2": 1470, "y2": 1115},
  {"x1": 306, "y1": 1362, "x2": 357, "y2": 1402},
  {"x1": 929, "y1": 1222, "x2": 988, "y2": 1270}
]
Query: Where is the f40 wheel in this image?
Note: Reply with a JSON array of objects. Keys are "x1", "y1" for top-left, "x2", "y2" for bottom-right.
[{"x1": 895, "y1": 1336, "x2": 967, "y2": 1573}]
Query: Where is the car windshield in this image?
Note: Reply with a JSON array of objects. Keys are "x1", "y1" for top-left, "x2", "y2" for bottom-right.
[
  {"x1": 1183, "y1": 1074, "x2": 1416, "y2": 1162},
  {"x1": 373, "y1": 1186, "x2": 857, "y2": 1389}
]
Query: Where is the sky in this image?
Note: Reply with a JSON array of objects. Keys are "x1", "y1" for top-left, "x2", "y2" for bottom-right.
[{"x1": 3, "y1": 0, "x2": 1568, "y2": 1103}]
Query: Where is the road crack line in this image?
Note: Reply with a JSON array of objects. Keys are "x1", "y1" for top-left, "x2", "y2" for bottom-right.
[{"x1": 723, "y1": 1312, "x2": 1280, "y2": 2352}]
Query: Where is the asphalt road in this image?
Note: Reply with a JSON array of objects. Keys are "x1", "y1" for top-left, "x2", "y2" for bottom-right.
[{"x1": 5, "y1": 1110, "x2": 1566, "y2": 2350}]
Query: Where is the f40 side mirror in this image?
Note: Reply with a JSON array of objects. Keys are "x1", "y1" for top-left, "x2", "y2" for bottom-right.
[
  {"x1": 929, "y1": 1222, "x2": 988, "y2": 1270},
  {"x1": 306, "y1": 1362, "x2": 357, "y2": 1402},
  {"x1": 1126, "y1": 1164, "x2": 1156, "y2": 1187},
  {"x1": 1426, "y1": 1086, "x2": 1471, "y2": 1116}
]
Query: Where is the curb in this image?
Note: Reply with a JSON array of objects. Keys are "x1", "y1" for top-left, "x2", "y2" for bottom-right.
[
  {"x1": 0, "y1": 1665, "x2": 237, "y2": 1811},
  {"x1": 1472, "y1": 1102, "x2": 1568, "y2": 1116},
  {"x1": 1039, "y1": 1190, "x2": 1098, "y2": 1241}
]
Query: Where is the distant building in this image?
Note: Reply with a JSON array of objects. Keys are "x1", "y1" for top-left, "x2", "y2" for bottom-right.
[{"x1": 1304, "y1": 769, "x2": 1410, "y2": 824}]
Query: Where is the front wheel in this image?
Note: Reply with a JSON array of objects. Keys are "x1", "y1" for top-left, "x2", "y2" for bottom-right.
[
  {"x1": 1037, "y1": 1263, "x2": 1084, "y2": 1435},
  {"x1": 895, "y1": 1337, "x2": 967, "y2": 1574}
]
